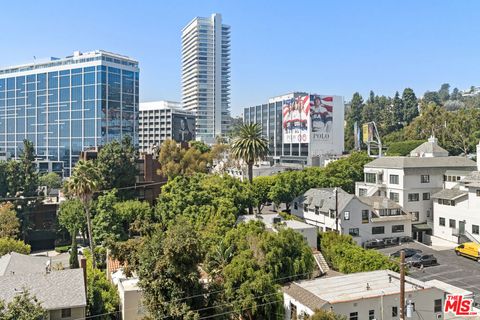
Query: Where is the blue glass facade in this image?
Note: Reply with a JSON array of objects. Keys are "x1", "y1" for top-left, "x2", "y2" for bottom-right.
[{"x1": 0, "y1": 51, "x2": 139, "y2": 176}]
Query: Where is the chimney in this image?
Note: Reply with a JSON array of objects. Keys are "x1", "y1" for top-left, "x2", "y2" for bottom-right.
[
  {"x1": 80, "y1": 258, "x2": 87, "y2": 296},
  {"x1": 428, "y1": 135, "x2": 437, "y2": 144},
  {"x1": 477, "y1": 141, "x2": 480, "y2": 171}
]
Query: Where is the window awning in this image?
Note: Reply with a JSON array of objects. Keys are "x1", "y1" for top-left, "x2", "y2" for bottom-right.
[{"x1": 412, "y1": 223, "x2": 432, "y2": 231}]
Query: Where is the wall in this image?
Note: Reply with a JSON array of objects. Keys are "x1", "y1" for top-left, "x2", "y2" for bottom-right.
[
  {"x1": 48, "y1": 307, "x2": 85, "y2": 320},
  {"x1": 119, "y1": 286, "x2": 145, "y2": 320}
]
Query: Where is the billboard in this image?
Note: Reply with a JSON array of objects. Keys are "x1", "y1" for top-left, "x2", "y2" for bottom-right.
[
  {"x1": 172, "y1": 114, "x2": 195, "y2": 143},
  {"x1": 282, "y1": 95, "x2": 310, "y2": 143},
  {"x1": 362, "y1": 122, "x2": 375, "y2": 143},
  {"x1": 310, "y1": 95, "x2": 335, "y2": 142}
]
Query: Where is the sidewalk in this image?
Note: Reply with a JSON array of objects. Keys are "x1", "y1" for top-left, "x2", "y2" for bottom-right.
[{"x1": 417, "y1": 236, "x2": 458, "y2": 251}]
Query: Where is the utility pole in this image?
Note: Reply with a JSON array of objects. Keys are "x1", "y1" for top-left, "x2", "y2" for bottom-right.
[
  {"x1": 334, "y1": 187, "x2": 339, "y2": 232},
  {"x1": 400, "y1": 250, "x2": 405, "y2": 320}
]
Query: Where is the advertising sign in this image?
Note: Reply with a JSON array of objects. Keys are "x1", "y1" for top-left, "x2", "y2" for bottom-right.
[
  {"x1": 310, "y1": 95, "x2": 334, "y2": 142},
  {"x1": 282, "y1": 95, "x2": 310, "y2": 143},
  {"x1": 362, "y1": 122, "x2": 375, "y2": 143},
  {"x1": 172, "y1": 114, "x2": 195, "y2": 143}
]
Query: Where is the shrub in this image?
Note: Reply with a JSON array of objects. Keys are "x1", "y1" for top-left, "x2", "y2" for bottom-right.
[
  {"x1": 319, "y1": 232, "x2": 399, "y2": 273},
  {"x1": 55, "y1": 245, "x2": 70, "y2": 253},
  {"x1": 386, "y1": 140, "x2": 425, "y2": 156},
  {"x1": 0, "y1": 238, "x2": 31, "y2": 256}
]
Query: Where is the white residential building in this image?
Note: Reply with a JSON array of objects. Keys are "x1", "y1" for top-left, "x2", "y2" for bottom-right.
[
  {"x1": 432, "y1": 142, "x2": 480, "y2": 243},
  {"x1": 236, "y1": 213, "x2": 318, "y2": 248},
  {"x1": 138, "y1": 101, "x2": 195, "y2": 153},
  {"x1": 182, "y1": 13, "x2": 230, "y2": 144},
  {"x1": 355, "y1": 137, "x2": 477, "y2": 243},
  {"x1": 283, "y1": 270, "x2": 471, "y2": 320},
  {"x1": 291, "y1": 188, "x2": 412, "y2": 246}
]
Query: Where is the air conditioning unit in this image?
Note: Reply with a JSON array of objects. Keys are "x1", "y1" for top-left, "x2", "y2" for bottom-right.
[{"x1": 436, "y1": 314, "x2": 442, "y2": 319}]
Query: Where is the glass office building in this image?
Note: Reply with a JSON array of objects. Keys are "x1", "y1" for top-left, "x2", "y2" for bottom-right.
[{"x1": 0, "y1": 50, "x2": 139, "y2": 176}]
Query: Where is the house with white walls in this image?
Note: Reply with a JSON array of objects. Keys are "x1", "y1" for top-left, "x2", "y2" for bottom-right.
[
  {"x1": 432, "y1": 142, "x2": 480, "y2": 244},
  {"x1": 291, "y1": 188, "x2": 412, "y2": 246},
  {"x1": 355, "y1": 137, "x2": 477, "y2": 243}
]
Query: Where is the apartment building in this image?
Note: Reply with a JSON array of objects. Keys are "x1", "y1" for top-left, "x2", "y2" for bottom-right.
[
  {"x1": 355, "y1": 137, "x2": 476, "y2": 242},
  {"x1": 432, "y1": 142, "x2": 480, "y2": 243},
  {"x1": 291, "y1": 188, "x2": 412, "y2": 246}
]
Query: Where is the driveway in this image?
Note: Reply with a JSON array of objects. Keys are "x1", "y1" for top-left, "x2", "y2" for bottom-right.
[{"x1": 379, "y1": 242, "x2": 480, "y2": 304}]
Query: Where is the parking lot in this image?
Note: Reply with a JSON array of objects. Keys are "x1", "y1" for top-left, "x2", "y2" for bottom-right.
[{"x1": 379, "y1": 242, "x2": 480, "y2": 304}]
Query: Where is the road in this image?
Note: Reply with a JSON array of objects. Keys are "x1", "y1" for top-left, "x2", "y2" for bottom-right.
[{"x1": 379, "y1": 242, "x2": 480, "y2": 304}]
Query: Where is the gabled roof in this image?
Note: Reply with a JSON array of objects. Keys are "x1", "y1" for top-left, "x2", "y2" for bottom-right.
[
  {"x1": 364, "y1": 156, "x2": 476, "y2": 169},
  {"x1": 0, "y1": 269, "x2": 86, "y2": 310},
  {"x1": 282, "y1": 283, "x2": 328, "y2": 311},
  {"x1": 410, "y1": 140, "x2": 448, "y2": 157},
  {"x1": 0, "y1": 252, "x2": 49, "y2": 276},
  {"x1": 295, "y1": 188, "x2": 354, "y2": 213},
  {"x1": 432, "y1": 189, "x2": 468, "y2": 200},
  {"x1": 358, "y1": 196, "x2": 402, "y2": 209}
]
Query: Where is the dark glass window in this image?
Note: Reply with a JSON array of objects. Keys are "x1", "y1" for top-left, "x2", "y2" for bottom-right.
[{"x1": 372, "y1": 226, "x2": 385, "y2": 234}]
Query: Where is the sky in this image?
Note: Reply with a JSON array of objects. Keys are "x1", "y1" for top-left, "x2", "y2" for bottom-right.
[{"x1": 1, "y1": 0, "x2": 479, "y2": 116}]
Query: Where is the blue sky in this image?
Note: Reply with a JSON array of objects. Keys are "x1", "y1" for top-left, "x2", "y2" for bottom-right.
[{"x1": 1, "y1": 1, "x2": 479, "y2": 116}]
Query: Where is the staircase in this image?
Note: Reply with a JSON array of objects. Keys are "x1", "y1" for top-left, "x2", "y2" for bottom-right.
[
  {"x1": 313, "y1": 252, "x2": 330, "y2": 275},
  {"x1": 457, "y1": 230, "x2": 480, "y2": 244}
]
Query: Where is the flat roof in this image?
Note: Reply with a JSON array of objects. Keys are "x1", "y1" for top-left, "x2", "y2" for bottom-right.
[
  {"x1": 365, "y1": 156, "x2": 477, "y2": 169},
  {"x1": 289, "y1": 270, "x2": 431, "y2": 304}
]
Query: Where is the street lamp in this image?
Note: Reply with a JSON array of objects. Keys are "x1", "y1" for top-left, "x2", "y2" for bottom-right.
[{"x1": 334, "y1": 187, "x2": 339, "y2": 232}]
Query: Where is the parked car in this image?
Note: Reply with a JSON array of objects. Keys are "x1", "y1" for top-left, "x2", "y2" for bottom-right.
[
  {"x1": 383, "y1": 237, "x2": 399, "y2": 247},
  {"x1": 68, "y1": 245, "x2": 86, "y2": 255},
  {"x1": 390, "y1": 248, "x2": 422, "y2": 259},
  {"x1": 363, "y1": 239, "x2": 385, "y2": 249},
  {"x1": 406, "y1": 253, "x2": 438, "y2": 267},
  {"x1": 455, "y1": 242, "x2": 480, "y2": 262}
]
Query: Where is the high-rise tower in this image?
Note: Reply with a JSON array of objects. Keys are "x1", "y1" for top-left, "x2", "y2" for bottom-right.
[{"x1": 182, "y1": 13, "x2": 230, "y2": 143}]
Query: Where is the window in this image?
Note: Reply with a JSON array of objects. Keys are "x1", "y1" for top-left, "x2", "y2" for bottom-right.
[
  {"x1": 449, "y1": 219, "x2": 456, "y2": 229},
  {"x1": 329, "y1": 209, "x2": 335, "y2": 218},
  {"x1": 372, "y1": 226, "x2": 385, "y2": 234},
  {"x1": 421, "y1": 175, "x2": 430, "y2": 183},
  {"x1": 61, "y1": 309, "x2": 71, "y2": 318},
  {"x1": 362, "y1": 210, "x2": 369, "y2": 223},
  {"x1": 389, "y1": 192, "x2": 399, "y2": 203},
  {"x1": 473, "y1": 225, "x2": 479, "y2": 235},
  {"x1": 477, "y1": 190, "x2": 480, "y2": 197},
  {"x1": 294, "y1": 202, "x2": 298, "y2": 210},
  {"x1": 392, "y1": 225, "x2": 405, "y2": 233},
  {"x1": 389, "y1": 174, "x2": 399, "y2": 184},
  {"x1": 408, "y1": 193, "x2": 419, "y2": 202},
  {"x1": 349, "y1": 312, "x2": 358, "y2": 320},
  {"x1": 369, "y1": 310, "x2": 375, "y2": 320},
  {"x1": 359, "y1": 188, "x2": 367, "y2": 196},
  {"x1": 423, "y1": 192, "x2": 430, "y2": 200},
  {"x1": 365, "y1": 173, "x2": 376, "y2": 184},
  {"x1": 304, "y1": 204, "x2": 308, "y2": 211},
  {"x1": 411, "y1": 211, "x2": 419, "y2": 221},
  {"x1": 344, "y1": 211, "x2": 350, "y2": 220},
  {"x1": 315, "y1": 206, "x2": 319, "y2": 215},
  {"x1": 439, "y1": 217, "x2": 445, "y2": 226},
  {"x1": 349, "y1": 228, "x2": 359, "y2": 237},
  {"x1": 434, "y1": 299, "x2": 442, "y2": 313},
  {"x1": 392, "y1": 306, "x2": 398, "y2": 317}
]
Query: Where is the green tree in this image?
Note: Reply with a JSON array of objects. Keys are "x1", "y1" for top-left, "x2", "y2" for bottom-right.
[
  {"x1": 0, "y1": 162, "x2": 9, "y2": 197},
  {"x1": 0, "y1": 289, "x2": 46, "y2": 320},
  {"x1": 231, "y1": 123, "x2": 269, "y2": 184},
  {"x1": 0, "y1": 203, "x2": 20, "y2": 239},
  {"x1": 38, "y1": 172, "x2": 62, "y2": 189},
  {"x1": 138, "y1": 222, "x2": 204, "y2": 319},
  {"x1": 451, "y1": 87, "x2": 460, "y2": 100},
  {"x1": 269, "y1": 171, "x2": 307, "y2": 211},
  {"x1": 250, "y1": 176, "x2": 275, "y2": 213},
  {"x1": 158, "y1": 139, "x2": 212, "y2": 178},
  {"x1": 438, "y1": 83, "x2": 450, "y2": 102},
  {"x1": 19, "y1": 140, "x2": 38, "y2": 197},
  {"x1": 422, "y1": 91, "x2": 441, "y2": 106},
  {"x1": 83, "y1": 250, "x2": 119, "y2": 319},
  {"x1": 344, "y1": 92, "x2": 364, "y2": 150},
  {"x1": 66, "y1": 160, "x2": 102, "y2": 268},
  {"x1": 386, "y1": 140, "x2": 425, "y2": 156},
  {"x1": 189, "y1": 140, "x2": 211, "y2": 154},
  {"x1": 92, "y1": 190, "x2": 123, "y2": 245},
  {"x1": 444, "y1": 108, "x2": 480, "y2": 155},
  {"x1": 307, "y1": 309, "x2": 347, "y2": 320},
  {"x1": 0, "y1": 238, "x2": 31, "y2": 256},
  {"x1": 401, "y1": 88, "x2": 418, "y2": 124},
  {"x1": 404, "y1": 103, "x2": 447, "y2": 143},
  {"x1": 58, "y1": 199, "x2": 86, "y2": 269},
  {"x1": 96, "y1": 136, "x2": 138, "y2": 199},
  {"x1": 114, "y1": 199, "x2": 154, "y2": 237}
]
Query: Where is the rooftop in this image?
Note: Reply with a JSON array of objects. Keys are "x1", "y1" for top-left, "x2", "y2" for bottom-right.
[
  {"x1": 0, "y1": 50, "x2": 138, "y2": 76},
  {"x1": 297, "y1": 188, "x2": 354, "y2": 213},
  {"x1": 358, "y1": 196, "x2": 402, "y2": 209},
  {"x1": 0, "y1": 252, "x2": 49, "y2": 276},
  {"x1": 365, "y1": 156, "x2": 476, "y2": 169},
  {"x1": 236, "y1": 214, "x2": 315, "y2": 231},
  {"x1": 284, "y1": 270, "x2": 432, "y2": 305},
  {"x1": 409, "y1": 137, "x2": 449, "y2": 157},
  {"x1": 0, "y1": 269, "x2": 86, "y2": 310},
  {"x1": 432, "y1": 189, "x2": 468, "y2": 200}
]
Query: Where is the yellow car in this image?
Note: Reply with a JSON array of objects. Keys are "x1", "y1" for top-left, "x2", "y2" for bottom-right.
[{"x1": 455, "y1": 242, "x2": 480, "y2": 262}]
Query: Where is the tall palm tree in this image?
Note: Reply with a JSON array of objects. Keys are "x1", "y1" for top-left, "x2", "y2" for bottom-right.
[
  {"x1": 231, "y1": 123, "x2": 269, "y2": 183},
  {"x1": 66, "y1": 160, "x2": 102, "y2": 268}
]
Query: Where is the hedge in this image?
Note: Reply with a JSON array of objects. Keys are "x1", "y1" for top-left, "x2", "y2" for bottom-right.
[
  {"x1": 319, "y1": 232, "x2": 399, "y2": 273},
  {"x1": 386, "y1": 140, "x2": 425, "y2": 156}
]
